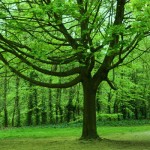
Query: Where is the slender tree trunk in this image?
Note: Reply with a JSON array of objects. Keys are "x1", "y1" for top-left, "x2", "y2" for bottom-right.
[
  {"x1": 96, "y1": 87, "x2": 101, "y2": 113},
  {"x1": 76, "y1": 84, "x2": 80, "y2": 116},
  {"x1": 41, "y1": 94, "x2": 47, "y2": 124},
  {"x1": 3, "y1": 69, "x2": 8, "y2": 127},
  {"x1": 16, "y1": 76, "x2": 20, "y2": 127},
  {"x1": 55, "y1": 88, "x2": 63, "y2": 123},
  {"x1": 55, "y1": 77, "x2": 62, "y2": 123},
  {"x1": 27, "y1": 72, "x2": 38, "y2": 126},
  {"x1": 12, "y1": 102, "x2": 16, "y2": 127},
  {"x1": 48, "y1": 65, "x2": 57, "y2": 124},
  {"x1": 66, "y1": 87, "x2": 74, "y2": 122},
  {"x1": 12, "y1": 76, "x2": 20, "y2": 127},
  {"x1": 135, "y1": 107, "x2": 139, "y2": 120},
  {"x1": 48, "y1": 88, "x2": 54, "y2": 124},
  {"x1": 48, "y1": 79, "x2": 54, "y2": 124},
  {"x1": 55, "y1": 88, "x2": 61, "y2": 123},
  {"x1": 107, "y1": 91, "x2": 112, "y2": 114},
  {"x1": 114, "y1": 92, "x2": 119, "y2": 114},
  {"x1": 34, "y1": 88, "x2": 40, "y2": 125},
  {"x1": 26, "y1": 73, "x2": 34, "y2": 126},
  {"x1": 81, "y1": 78, "x2": 100, "y2": 139},
  {"x1": 27, "y1": 92, "x2": 33, "y2": 126}
]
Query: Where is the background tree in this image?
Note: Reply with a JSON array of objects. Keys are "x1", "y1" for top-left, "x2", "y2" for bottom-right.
[
  {"x1": 12, "y1": 75, "x2": 20, "y2": 127},
  {"x1": 3, "y1": 68, "x2": 8, "y2": 127},
  {"x1": 0, "y1": 0, "x2": 150, "y2": 139}
]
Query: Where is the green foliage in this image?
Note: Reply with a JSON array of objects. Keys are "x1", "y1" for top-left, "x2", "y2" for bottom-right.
[
  {"x1": 97, "y1": 113, "x2": 123, "y2": 121},
  {"x1": 0, "y1": 12, "x2": 6, "y2": 19},
  {"x1": 128, "y1": 0, "x2": 150, "y2": 32}
]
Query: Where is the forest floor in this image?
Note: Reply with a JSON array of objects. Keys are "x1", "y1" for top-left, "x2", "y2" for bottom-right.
[{"x1": 0, "y1": 125, "x2": 150, "y2": 150}]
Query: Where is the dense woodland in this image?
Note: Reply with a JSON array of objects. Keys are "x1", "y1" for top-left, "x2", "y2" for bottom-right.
[
  {"x1": 0, "y1": 0, "x2": 150, "y2": 139},
  {"x1": 0, "y1": 52, "x2": 150, "y2": 127}
]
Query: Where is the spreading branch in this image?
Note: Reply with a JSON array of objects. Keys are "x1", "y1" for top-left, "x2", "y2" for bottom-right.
[{"x1": 0, "y1": 53, "x2": 81, "y2": 88}]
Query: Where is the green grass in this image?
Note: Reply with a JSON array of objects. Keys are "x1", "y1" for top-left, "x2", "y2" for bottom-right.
[
  {"x1": 0, "y1": 125, "x2": 150, "y2": 150},
  {"x1": 0, "y1": 125, "x2": 150, "y2": 139},
  {"x1": 0, "y1": 126, "x2": 81, "y2": 139}
]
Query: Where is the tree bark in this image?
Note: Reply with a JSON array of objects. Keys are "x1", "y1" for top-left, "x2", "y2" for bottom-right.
[
  {"x1": 66, "y1": 87, "x2": 75, "y2": 122},
  {"x1": 27, "y1": 91, "x2": 33, "y2": 126},
  {"x1": 76, "y1": 84, "x2": 80, "y2": 116},
  {"x1": 3, "y1": 69, "x2": 8, "y2": 127},
  {"x1": 81, "y1": 78, "x2": 100, "y2": 140},
  {"x1": 41, "y1": 95, "x2": 47, "y2": 125},
  {"x1": 48, "y1": 79, "x2": 54, "y2": 124},
  {"x1": 34, "y1": 87, "x2": 40, "y2": 125},
  {"x1": 55, "y1": 88, "x2": 61, "y2": 123},
  {"x1": 12, "y1": 76, "x2": 20, "y2": 127}
]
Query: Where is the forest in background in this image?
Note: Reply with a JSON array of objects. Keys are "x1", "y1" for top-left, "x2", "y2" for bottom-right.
[{"x1": 0, "y1": 51, "x2": 149, "y2": 127}]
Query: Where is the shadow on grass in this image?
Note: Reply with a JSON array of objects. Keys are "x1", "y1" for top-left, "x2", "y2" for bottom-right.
[
  {"x1": 0, "y1": 131, "x2": 150, "y2": 150},
  {"x1": 103, "y1": 138, "x2": 150, "y2": 147},
  {"x1": 0, "y1": 137, "x2": 150, "y2": 150}
]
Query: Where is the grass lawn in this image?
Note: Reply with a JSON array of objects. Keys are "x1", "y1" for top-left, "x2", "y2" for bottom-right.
[{"x1": 0, "y1": 125, "x2": 150, "y2": 150}]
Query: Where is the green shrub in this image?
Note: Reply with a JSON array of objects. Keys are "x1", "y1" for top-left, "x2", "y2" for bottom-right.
[{"x1": 97, "y1": 113, "x2": 123, "y2": 121}]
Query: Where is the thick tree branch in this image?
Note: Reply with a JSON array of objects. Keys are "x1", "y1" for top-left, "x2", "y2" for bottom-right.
[
  {"x1": 0, "y1": 53, "x2": 81, "y2": 88},
  {"x1": 54, "y1": 13, "x2": 78, "y2": 49},
  {"x1": 92, "y1": 0, "x2": 126, "y2": 87},
  {"x1": 114, "y1": 0, "x2": 126, "y2": 25},
  {"x1": 106, "y1": 77, "x2": 118, "y2": 90},
  {"x1": 0, "y1": 34, "x2": 78, "y2": 65},
  {"x1": 0, "y1": 34, "x2": 31, "y2": 51},
  {"x1": 0, "y1": 46, "x2": 82, "y2": 77}
]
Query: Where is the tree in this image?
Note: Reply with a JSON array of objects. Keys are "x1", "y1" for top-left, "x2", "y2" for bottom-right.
[
  {"x1": 0, "y1": 0, "x2": 150, "y2": 139},
  {"x1": 12, "y1": 75, "x2": 21, "y2": 127},
  {"x1": 3, "y1": 67, "x2": 8, "y2": 127}
]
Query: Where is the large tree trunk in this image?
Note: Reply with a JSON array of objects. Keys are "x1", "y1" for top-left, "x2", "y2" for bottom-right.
[{"x1": 81, "y1": 78, "x2": 100, "y2": 140}]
